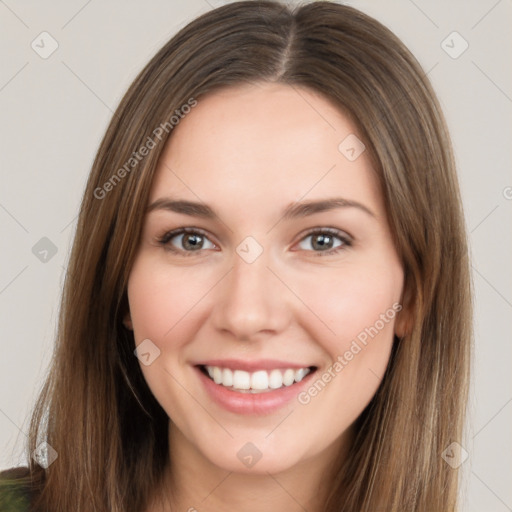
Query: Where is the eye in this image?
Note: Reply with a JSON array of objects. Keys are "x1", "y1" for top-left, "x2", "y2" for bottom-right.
[
  {"x1": 157, "y1": 228, "x2": 216, "y2": 254},
  {"x1": 156, "y1": 227, "x2": 351, "y2": 257},
  {"x1": 296, "y1": 228, "x2": 352, "y2": 255}
]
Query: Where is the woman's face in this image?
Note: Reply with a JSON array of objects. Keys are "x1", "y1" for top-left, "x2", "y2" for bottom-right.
[{"x1": 125, "y1": 82, "x2": 406, "y2": 475}]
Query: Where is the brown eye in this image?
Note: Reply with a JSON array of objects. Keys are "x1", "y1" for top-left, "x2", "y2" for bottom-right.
[
  {"x1": 297, "y1": 229, "x2": 351, "y2": 254},
  {"x1": 158, "y1": 228, "x2": 216, "y2": 254},
  {"x1": 180, "y1": 233, "x2": 205, "y2": 251}
]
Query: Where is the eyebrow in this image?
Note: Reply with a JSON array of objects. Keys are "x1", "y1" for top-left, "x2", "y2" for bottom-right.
[{"x1": 146, "y1": 197, "x2": 375, "y2": 219}]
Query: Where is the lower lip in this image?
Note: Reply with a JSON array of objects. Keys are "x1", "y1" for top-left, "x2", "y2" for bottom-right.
[{"x1": 195, "y1": 366, "x2": 316, "y2": 415}]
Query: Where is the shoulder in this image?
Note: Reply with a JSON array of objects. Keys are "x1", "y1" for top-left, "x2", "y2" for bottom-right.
[{"x1": 0, "y1": 466, "x2": 33, "y2": 512}]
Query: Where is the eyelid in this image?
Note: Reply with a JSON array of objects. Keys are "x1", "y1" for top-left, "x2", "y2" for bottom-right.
[
  {"x1": 295, "y1": 226, "x2": 353, "y2": 243},
  {"x1": 158, "y1": 226, "x2": 215, "y2": 243}
]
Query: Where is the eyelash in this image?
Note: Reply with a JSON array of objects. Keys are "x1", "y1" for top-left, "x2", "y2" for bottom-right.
[{"x1": 156, "y1": 227, "x2": 352, "y2": 257}]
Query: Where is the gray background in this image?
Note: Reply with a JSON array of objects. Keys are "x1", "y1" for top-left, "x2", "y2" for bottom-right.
[{"x1": 0, "y1": 1, "x2": 510, "y2": 510}]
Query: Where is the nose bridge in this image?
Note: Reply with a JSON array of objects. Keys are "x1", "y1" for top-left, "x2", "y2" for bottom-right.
[
  {"x1": 211, "y1": 244, "x2": 290, "y2": 339},
  {"x1": 230, "y1": 249, "x2": 271, "y2": 299}
]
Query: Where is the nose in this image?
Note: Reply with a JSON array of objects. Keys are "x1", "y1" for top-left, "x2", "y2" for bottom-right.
[{"x1": 210, "y1": 248, "x2": 293, "y2": 341}]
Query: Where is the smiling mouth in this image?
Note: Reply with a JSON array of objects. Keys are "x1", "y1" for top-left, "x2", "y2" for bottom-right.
[{"x1": 198, "y1": 365, "x2": 317, "y2": 393}]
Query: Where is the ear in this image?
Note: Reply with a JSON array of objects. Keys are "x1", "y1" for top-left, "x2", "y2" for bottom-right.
[
  {"x1": 394, "y1": 283, "x2": 414, "y2": 338},
  {"x1": 123, "y1": 311, "x2": 133, "y2": 331}
]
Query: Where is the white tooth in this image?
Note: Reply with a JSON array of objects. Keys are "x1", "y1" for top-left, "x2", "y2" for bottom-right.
[
  {"x1": 251, "y1": 370, "x2": 269, "y2": 390},
  {"x1": 268, "y1": 369, "x2": 283, "y2": 389},
  {"x1": 283, "y1": 369, "x2": 295, "y2": 386},
  {"x1": 206, "y1": 365, "x2": 310, "y2": 391},
  {"x1": 213, "y1": 366, "x2": 223, "y2": 384},
  {"x1": 222, "y1": 368, "x2": 233, "y2": 387},
  {"x1": 233, "y1": 370, "x2": 251, "y2": 390},
  {"x1": 294, "y1": 368, "x2": 309, "y2": 382}
]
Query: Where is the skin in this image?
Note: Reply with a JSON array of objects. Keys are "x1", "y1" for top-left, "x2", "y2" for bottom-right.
[{"x1": 124, "y1": 82, "x2": 408, "y2": 512}]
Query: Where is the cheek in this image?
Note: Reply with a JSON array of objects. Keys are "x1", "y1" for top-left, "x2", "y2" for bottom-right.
[
  {"x1": 127, "y1": 260, "x2": 212, "y2": 343},
  {"x1": 295, "y1": 259, "x2": 403, "y2": 361},
  {"x1": 291, "y1": 262, "x2": 402, "y2": 435},
  {"x1": 126, "y1": 261, "x2": 208, "y2": 419},
  {"x1": 126, "y1": 260, "x2": 217, "y2": 408}
]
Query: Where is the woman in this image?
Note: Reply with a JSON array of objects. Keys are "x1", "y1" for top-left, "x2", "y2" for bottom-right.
[{"x1": 0, "y1": 1, "x2": 472, "y2": 511}]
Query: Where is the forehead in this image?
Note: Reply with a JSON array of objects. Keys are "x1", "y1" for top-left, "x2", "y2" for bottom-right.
[{"x1": 149, "y1": 82, "x2": 383, "y2": 217}]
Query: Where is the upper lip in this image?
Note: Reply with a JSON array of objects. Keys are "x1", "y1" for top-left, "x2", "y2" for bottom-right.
[{"x1": 194, "y1": 359, "x2": 316, "y2": 372}]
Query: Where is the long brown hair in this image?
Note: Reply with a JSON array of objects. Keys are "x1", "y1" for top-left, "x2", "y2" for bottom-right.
[{"x1": 2, "y1": 2, "x2": 472, "y2": 510}]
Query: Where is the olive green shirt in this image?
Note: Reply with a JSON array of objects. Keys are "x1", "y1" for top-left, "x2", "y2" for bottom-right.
[{"x1": 0, "y1": 467, "x2": 32, "y2": 512}]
